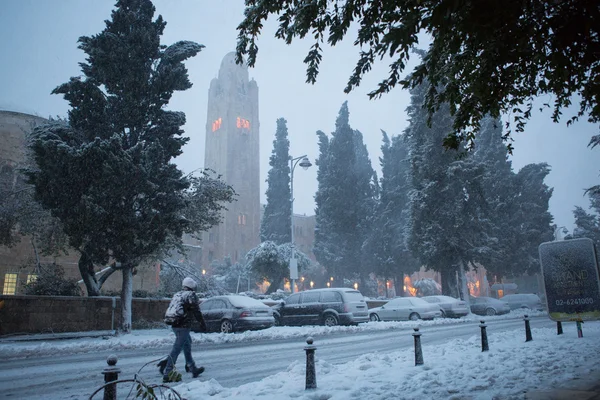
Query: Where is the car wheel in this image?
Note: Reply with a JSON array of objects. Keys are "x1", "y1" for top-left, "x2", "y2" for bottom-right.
[
  {"x1": 273, "y1": 315, "x2": 281, "y2": 326},
  {"x1": 440, "y1": 310, "x2": 447, "y2": 318},
  {"x1": 323, "y1": 314, "x2": 338, "y2": 327},
  {"x1": 369, "y1": 313, "x2": 380, "y2": 322},
  {"x1": 409, "y1": 312, "x2": 420, "y2": 321},
  {"x1": 220, "y1": 319, "x2": 233, "y2": 333},
  {"x1": 485, "y1": 308, "x2": 496, "y2": 316}
]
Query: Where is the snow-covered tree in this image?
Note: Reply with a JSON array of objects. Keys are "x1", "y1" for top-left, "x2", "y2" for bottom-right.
[
  {"x1": 0, "y1": 161, "x2": 68, "y2": 265},
  {"x1": 25, "y1": 0, "x2": 233, "y2": 333},
  {"x1": 406, "y1": 80, "x2": 493, "y2": 301},
  {"x1": 472, "y1": 117, "x2": 554, "y2": 279},
  {"x1": 362, "y1": 131, "x2": 419, "y2": 296},
  {"x1": 246, "y1": 241, "x2": 310, "y2": 294},
  {"x1": 413, "y1": 278, "x2": 442, "y2": 297},
  {"x1": 572, "y1": 193, "x2": 600, "y2": 246},
  {"x1": 313, "y1": 102, "x2": 377, "y2": 283},
  {"x1": 260, "y1": 118, "x2": 291, "y2": 244}
]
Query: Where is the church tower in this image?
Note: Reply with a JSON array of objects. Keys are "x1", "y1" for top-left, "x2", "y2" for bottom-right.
[{"x1": 202, "y1": 52, "x2": 260, "y2": 267}]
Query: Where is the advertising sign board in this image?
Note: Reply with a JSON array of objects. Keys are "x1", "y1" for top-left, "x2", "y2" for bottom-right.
[{"x1": 539, "y1": 238, "x2": 600, "y2": 322}]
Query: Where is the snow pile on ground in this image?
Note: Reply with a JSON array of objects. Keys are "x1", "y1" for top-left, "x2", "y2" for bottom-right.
[{"x1": 175, "y1": 322, "x2": 600, "y2": 400}]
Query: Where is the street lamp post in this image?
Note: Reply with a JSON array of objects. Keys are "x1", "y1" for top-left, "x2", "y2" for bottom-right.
[{"x1": 290, "y1": 155, "x2": 312, "y2": 293}]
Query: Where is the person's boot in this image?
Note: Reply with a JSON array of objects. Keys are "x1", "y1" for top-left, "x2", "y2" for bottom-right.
[
  {"x1": 191, "y1": 365, "x2": 205, "y2": 378},
  {"x1": 157, "y1": 359, "x2": 167, "y2": 375}
]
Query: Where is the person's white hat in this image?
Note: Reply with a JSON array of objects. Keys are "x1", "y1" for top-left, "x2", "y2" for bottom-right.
[{"x1": 182, "y1": 277, "x2": 197, "y2": 290}]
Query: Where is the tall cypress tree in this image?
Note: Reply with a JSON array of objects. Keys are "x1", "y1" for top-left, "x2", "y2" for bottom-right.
[
  {"x1": 472, "y1": 117, "x2": 554, "y2": 280},
  {"x1": 363, "y1": 131, "x2": 419, "y2": 296},
  {"x1": 261, "y1": 118, "x2": 291, "y2": 244},
  {"x1": 313, "y1": 102, "x2": 377, "y2": 283},
  {"x1": 407, "y1": 81, "x2": 492, "y2": 298}
]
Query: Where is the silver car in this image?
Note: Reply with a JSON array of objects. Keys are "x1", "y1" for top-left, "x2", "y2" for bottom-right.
[
  {"x1": 422, "y1": 295, "x2": 470, "y2": 318},
  {"x1": 369, "y1": 297, "x2": 442, "y2": 321},
  {"x1": 501, "y1": 294, "x2": 544, "y2": 311},
  {"x1": 469, "y1": 296, "x2": 511, "y2": 316}
]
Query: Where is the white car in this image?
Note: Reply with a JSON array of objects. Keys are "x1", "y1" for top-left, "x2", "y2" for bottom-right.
[
  {"x1": 422, "y1": 295, "x2": 470, "y2": 318},
  {"x1": 369, "y1": 297, "x2": 442, "y2": 321}
]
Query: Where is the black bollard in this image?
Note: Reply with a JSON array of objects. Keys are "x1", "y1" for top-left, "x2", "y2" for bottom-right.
[
  {"x1": 304, "y1": 337, "x2": 317, "y2": 390},
  {"x1": 524, "y1": 315, "x2": 532, "y2": 342},
  {"x1": 412, "y1": 327, "x2": 424, "y2": 366},
  {"x1": 102, "y1": 355, "x2": 121, "y2": 400},
  {"x1": 479, "y1": 320, "x2": 489, "y2": 352},
  {"x1": 557, "y1": 321, "x2": 563, "y2": 335}
]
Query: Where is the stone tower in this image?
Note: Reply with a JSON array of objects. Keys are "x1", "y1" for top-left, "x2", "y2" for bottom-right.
[{"x1": 201, "y1": 52, "x2": 260, "y2": 267}]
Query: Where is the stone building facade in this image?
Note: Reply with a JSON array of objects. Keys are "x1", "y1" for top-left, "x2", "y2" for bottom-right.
[
  {"x1": 0, "y1": 110, "x2": 158, "y2": 295},
  {"x1": 201, "y1": 53, "x2": 261, "y2": 267}
]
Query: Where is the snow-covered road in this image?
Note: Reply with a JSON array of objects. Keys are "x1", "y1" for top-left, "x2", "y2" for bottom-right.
[{"x1": 0, "y1": 315, "x2": 556, "y2": 399}]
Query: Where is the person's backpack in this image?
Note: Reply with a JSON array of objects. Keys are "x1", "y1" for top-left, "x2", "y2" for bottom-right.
[{"x1": 164, "y1": 291, "x2": 186, "y2": 326}]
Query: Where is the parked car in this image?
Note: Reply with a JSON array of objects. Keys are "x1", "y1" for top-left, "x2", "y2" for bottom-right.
[
  {"x1": 369, "y1": 297, "x2": 442, "y2": 321},
  {"x1": 501, "y1": 293, "x2": 544, "y2": 311},
  {"x1": 199, "y1": 295, "x2": 275, "y2": 333},
  {"x1": 272, "y1": 288, "x2": 369, "y2": 326},
  {"x1": 469, "y1": 296, "x2": 511, "y2": 316},
  {"x1": 422, "y1": 295, "x2": 470, "y2": 318}
]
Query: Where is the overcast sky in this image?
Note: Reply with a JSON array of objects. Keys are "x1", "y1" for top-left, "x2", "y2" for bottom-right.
[{"x1": 1, "y1": 0, "x2": 597, "y2": 233}]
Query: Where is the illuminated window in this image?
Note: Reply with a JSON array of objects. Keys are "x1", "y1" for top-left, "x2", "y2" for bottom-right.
[
  {"x1": 3, "y1": 273, "x2": 18, "y2": 295},
  {"x1": 212, "y1": 117, "x2": 222, "y2": 132},
  {"x1": 238, "y1": 213, "x2": 247, "y2": 225},
  {"x1": 236, "y1": 117, "x2": 250, "y2": 130},
  {"x1": 26, "y1": 274, "x2": 37, "y2": 284}
]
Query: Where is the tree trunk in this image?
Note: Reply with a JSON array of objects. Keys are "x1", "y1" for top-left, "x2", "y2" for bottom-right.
[
  {"x1": 458, "y1": 260, "x2": 471, "y2": 309},
  {"x1": 78, "y1": 252, "x2": 100, "y2": 296},
  {"x1": 440, "y1": 269, "x2": 459, "y2": 298},
  {"x1": 266, "y1": 276, "x2": 283, "y2": 294},
  {"x1": 394, "y1": 274, "x2": 404, "y2": 297},
  {"x1": 120, "y1": 266, "x2": 133, "y2": 333}
]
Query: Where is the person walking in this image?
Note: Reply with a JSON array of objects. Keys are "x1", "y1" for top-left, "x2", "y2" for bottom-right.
[{"x1": 160, "y1": 277, "x2": 206, "y2": 382}]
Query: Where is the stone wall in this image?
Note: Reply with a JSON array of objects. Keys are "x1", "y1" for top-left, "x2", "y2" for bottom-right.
[{"x1": 0, "y1": 295, "x2": 170, "y2": 335}]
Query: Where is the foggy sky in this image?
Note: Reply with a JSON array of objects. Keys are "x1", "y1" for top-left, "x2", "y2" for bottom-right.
[{"x1": 1, "y1": 0, "x2": 597, "y2": 233}]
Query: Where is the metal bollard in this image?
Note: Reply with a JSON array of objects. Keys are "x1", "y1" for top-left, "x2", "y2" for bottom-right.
[
  {"x1": 304, "y1": 337, "x2": 317, "y2": 390},
  {"x1": 524, "y1": 315, "x2": 532, "y2": 342},
  {"x1": 412, "y1": 327, "x2": 424, "y2": 366},
  {"x1": 102, "y1": 354, "x2": 121, "y2": 400},
  {"x1": 557, "y1": 321, "x2": 563, "y2": 335},
  {"x1": 479, "y1": 320, "x2": 489, "y2": 352}
]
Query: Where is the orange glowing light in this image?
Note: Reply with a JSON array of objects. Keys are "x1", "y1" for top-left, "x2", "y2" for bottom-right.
[
  {"x1": 236, "y1": 117, "x2": 250, "y2": 130},
  {"x1": 467, "y1": 279, "x2": 481, "y2": 297},
  {"x1": 212, "y1": 117, "x2": 222, "y2": 132},
  {"x1": 403, "y1": 276, "x2": 417, "y2": 296}
]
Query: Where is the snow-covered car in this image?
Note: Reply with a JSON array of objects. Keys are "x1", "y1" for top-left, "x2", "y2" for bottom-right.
[
  {"x1": 199, "y1": 295, "x2": 275, "y2": 333},
  {"x1": 272, "y1": 288, "x2": 369, "y2": 326},
  {"x1": 500, "y1": 293, "x2": 544, "y2": 311},
  {"x1": 469, "y1": 296, "x2": 511, "y2": 316},
  {"x1": 422, "y1": 295, "x2": 470, "y2": 318},
  {"x1": 369, "y1": 297, "x2": 442, "y2": 321}
]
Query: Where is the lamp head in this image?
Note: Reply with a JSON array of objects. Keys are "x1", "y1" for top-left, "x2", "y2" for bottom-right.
[{"x1": 299, "y1": 157, "x2": 312, "y2": 170}]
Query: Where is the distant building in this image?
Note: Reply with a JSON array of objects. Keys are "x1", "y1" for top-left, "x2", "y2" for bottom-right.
[
  {"x1": 0, "y1": 110, "x2": 158, "y2": 295},
  {"x1": 201, "y1": 53, "x2": 261, "y2": 267}
]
